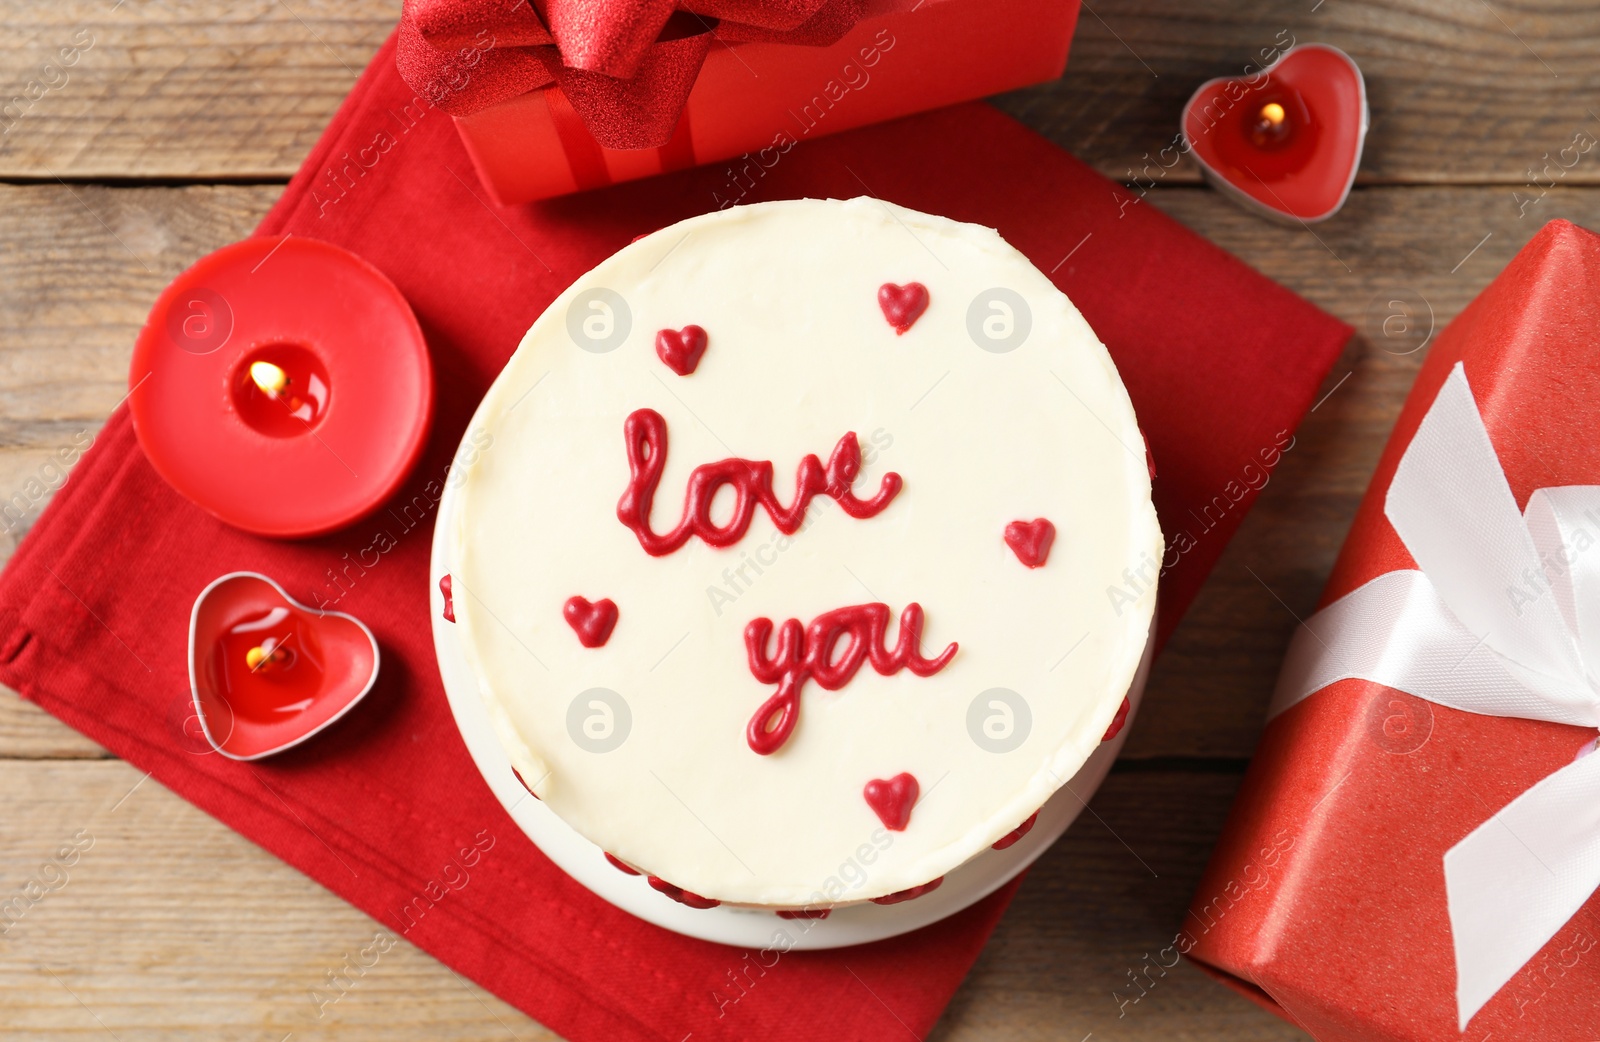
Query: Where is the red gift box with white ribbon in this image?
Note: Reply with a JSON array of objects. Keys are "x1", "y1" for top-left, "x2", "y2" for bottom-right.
[
  {"x1": 1184, "y1": 219, "x2": 1600, "y2": 1041},
  {"x1": 396, "y1": 0, "x2": 1080, "y2": 203}
]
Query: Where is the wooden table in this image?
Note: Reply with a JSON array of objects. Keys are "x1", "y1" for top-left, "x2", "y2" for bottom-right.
[{"x1": 3, "y1": 2, "x2": 1596, "y2": 1038}]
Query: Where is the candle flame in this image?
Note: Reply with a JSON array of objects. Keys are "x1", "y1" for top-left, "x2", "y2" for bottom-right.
[
  {"x1": 1259, "y1": 102, "x2": 1286, "y2": 127},
  {"x1": 246, "y1": 639, "x2": 288, "y2": 673},
  {"x1": 250, "y1": 360, "x2": 290, "y2": 396}
]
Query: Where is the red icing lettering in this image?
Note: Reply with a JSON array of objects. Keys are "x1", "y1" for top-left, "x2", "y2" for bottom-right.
[
  {"x1": 745, "y1": 603, "x2": 956, "y2": 755},
  {"x1": 439, "y1": 573, "x2": 455, "y2": 622},
  {"x1": 617, "y1": 408, "x2": 901, "y2": 556}
]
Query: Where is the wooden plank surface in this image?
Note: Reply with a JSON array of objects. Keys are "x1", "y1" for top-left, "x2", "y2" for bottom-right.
[
  {"x1": 1, "y1": 761, "x2": 1290, "y2": 1041},
  {"x1": 3, "y1": 0, "x2": 1591, "y2": 1038},
  {"x1": 3, "y1": 0, "x2": 1599, "y2": 183}
]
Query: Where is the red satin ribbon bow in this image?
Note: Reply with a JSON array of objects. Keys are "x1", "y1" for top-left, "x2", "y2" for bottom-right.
[{"x1": 396, "y1": 0, "x2": 867, "y2": 150}]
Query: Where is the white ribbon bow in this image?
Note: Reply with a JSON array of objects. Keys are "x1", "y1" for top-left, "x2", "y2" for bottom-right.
[{"x1": 1270, "y1": 362, "x2": 1600, "y2": 1030}]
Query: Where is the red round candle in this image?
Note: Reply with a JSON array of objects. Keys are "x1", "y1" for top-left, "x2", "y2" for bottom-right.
[{"x1": 129, "y1": 236, "x2": 433, "y2": 538}]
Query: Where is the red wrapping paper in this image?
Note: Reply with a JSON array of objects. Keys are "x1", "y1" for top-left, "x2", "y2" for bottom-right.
[
  {"x1": 436, "y1": 0, "x2": 1079, "y2": 203},
  {"x1": 0, "y1": 32, "x2": 1350, "y2": 1042},
  {"x1": 1186, "y1": 219, "x2": 1600, "y2": 1042}
]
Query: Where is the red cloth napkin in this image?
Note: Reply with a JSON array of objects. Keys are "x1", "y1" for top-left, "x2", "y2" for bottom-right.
[{"x1": 0, "y1": 34, "x2": 1350, "y2": 1042}]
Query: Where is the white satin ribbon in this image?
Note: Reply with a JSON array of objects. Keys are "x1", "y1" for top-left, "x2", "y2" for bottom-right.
[{"x1": 1269, "y1": 363, "x2": 1600, "y2": 1029}]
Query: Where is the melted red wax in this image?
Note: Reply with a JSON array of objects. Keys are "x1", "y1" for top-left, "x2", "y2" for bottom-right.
[
  {"x1": 206, "y1": 607, "x2": 323, "y2": 724},
  {"x1": 617, "y1": 408, "x2": 902, "y2": 556},
  {"x1": 744, "y1": 603, "x2": 956, "y2": 755}
]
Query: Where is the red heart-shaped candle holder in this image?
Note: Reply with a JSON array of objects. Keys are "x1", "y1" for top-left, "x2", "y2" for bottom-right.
[
  {"x1": 1181, "y1": 44, "x2": 1368, "y2": 224},
  {"x1": 187, "y1": 572, "x2": 380, "y2": 760}
]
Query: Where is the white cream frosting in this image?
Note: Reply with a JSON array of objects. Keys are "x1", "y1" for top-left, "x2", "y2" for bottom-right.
[{"x1": 450, "y1": 198, "x2": 1161, "y2": 907}]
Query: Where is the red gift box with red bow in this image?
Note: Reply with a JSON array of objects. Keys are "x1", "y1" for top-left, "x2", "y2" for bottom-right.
[
  {"x1": 396, "y1": 0, "x2": 1080, "y2": 203},
  {"x1": 1183, "y1": 219, "x2": 1600, "y2": 1041}
]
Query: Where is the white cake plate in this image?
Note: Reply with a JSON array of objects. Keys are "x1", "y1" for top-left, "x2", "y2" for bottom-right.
[{"x1": 429, "y1": 473, "x2": 1153, "y2": 949}]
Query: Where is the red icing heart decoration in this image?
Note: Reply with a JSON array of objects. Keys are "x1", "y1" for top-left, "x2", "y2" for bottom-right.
[
  {"x1": 1181, "y1": 44, "x2": 1368, "y2": 224},
  {"x1": 511, "y1": 767, "x2": 542, "y2": 801},
  {"x1": 776, "y1": 908, "x2": 831, "y2": 920},
  {"x1": 1102, "y1": 695, "x2": 1132, "y2": 742},
  {"x1": 187, "y1": 572, "x2": 380, "y2": 761},
  {"x1": 439, "y1": 573, "x2": 455, "y2": 622},
  {"x1": 605, "y1": 852, "x2": 640, "y2": 875},
  {"x1": 992, "y1": 811, "x2": 1039, "y2": 851},
  {"x1": 655, "y1": 324, "x2": 708, "y2": 376},
  {"x1": 1004, "y1": 518, "x2": 1056, "y2": 568},
  {"x1": 872, "y1": 876, "x2": 944, "y2": 905},
  {"x1": 863, "y1": 772, "x2": 919, "y2": 831},
  {"x1": 647, "y1": 876, "x2": 721, "y2": 909},
  {"x1": 563, "y1": 595, "x2": 618, "y2": 648},
  {"x1": 877, "y1": 282, "x2": 928, "y2": 334}
]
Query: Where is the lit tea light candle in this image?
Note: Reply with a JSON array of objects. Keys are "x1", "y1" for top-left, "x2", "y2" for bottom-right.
[
  {"x1": 129, "y1": 236, "x2": 434, "y2": 537},
  {"x1": 189, "y1": 572, "x2": 380, "y2": 760},
  {"x1": 1249, "y1": 101, "x2": 1291, "y2": 148},
  {"x1": 1181, "y1": 44, "x2": 1368, "y2": 224},
  {"x1": 245, "y1": 637, "x2": 294, "y2": 674}
]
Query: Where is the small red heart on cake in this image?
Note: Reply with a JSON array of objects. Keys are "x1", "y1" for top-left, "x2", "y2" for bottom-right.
[
  {"x1": 878, "y1": 282, "x2": 928, "y2": 334},
  {"x1": 655, "y1": 324, "x2": 708, "y2": 376},
  {"x1": 187, "y1": 572, "x2": 380, "y2": 761},
  {"x1": 1181, "y1": 44, "x2": 1368, "y2": 224},
  {"x1": 1101, "y1": 695, "x2": 1132, "y2": 741},
  {"x1": 563, "y1": 595, "x2": 618, "y2": 648},
  {"x1": 1005, "y1": 518, "x2": 1055, "y2": 568},
  {"x1": 863, "y1": 771, "x2": 919, "y2": 831}
]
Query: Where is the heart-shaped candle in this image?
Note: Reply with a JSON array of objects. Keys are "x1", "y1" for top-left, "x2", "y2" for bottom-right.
[
  {"x1": 188, "y1": 572, "x2": 380, "y2": 760},
  {"x1": 1181, "y1": 44, "x2": 1368, "y2": 224}
]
